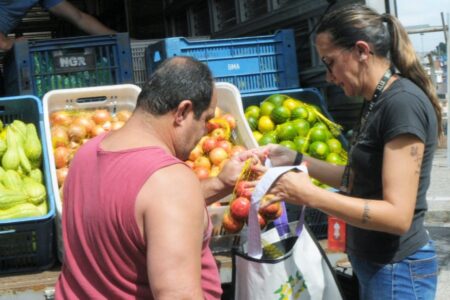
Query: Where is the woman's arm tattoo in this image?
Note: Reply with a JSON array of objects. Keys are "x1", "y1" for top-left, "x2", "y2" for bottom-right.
[
  {"x1": 362, "y1": 201, "x2": 371, "y2": 224},
  {"x1": 410, "y1": 145, "x2": 422, "y2": 175}
]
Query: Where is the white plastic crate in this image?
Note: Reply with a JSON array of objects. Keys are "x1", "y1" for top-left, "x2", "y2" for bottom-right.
[
  {"x1": 43, "y1": 84, "x2": 142, "y2": 263},
  {"x1": 43, "y1": 82, "x2": 255, "y2": 262},
  {"x1": 131, "y1": 40, "x2": 159, "y2": 87}
]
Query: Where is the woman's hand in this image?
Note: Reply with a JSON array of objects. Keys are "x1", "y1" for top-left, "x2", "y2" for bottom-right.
[
  {"x1": 264, "y1": 165, "x2": 319, "y2": 207},
  {"x1": 259, "y1": 144, "x2": 298, "y2": 167}
]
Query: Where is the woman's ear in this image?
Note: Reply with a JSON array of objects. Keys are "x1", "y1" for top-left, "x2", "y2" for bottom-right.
[{"x1": 355, "y1": 40, "x2": 371, "y2": 61}]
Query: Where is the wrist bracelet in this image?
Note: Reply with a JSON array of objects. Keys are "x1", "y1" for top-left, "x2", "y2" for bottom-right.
[{"x1": 294, "y1": 152, "x2": 303, "y2": 165}]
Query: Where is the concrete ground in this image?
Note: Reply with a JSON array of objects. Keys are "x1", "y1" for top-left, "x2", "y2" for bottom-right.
[{"x1": 425, "y1": 147, "x2": 450, "y2": 300}]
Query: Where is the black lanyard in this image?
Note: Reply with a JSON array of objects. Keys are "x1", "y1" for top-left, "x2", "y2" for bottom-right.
[{"x1": 340, "y1": 69, "x2": 393, "y2": 193}]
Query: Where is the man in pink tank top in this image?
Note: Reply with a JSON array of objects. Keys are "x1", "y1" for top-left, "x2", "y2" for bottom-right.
[{"x1": 56, "y1": 57, "x2": 250, "y2": 299}]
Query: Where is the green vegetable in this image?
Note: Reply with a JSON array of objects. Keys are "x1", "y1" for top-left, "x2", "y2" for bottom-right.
[
  {"x1": 24, "y1": 124, "x2": 42, "y2": 161},
  {"x1": 2, "y1": 127, "x2": 20, "y2": 170},
  {"x1": 23, "y1": 177, "x2": 46, "y2": 205},
  {"x1": 0, "y1": 202, "x2": 43, "y2": 220},
  {"x1": 0, "y1": 189, "x2": 28, "y2": 210},
  {"x1": 2, "y1": 170, "x2": 23, "y2": 191}
]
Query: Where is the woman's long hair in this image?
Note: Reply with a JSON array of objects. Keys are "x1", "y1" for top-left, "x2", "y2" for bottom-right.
[{"x1": 317, "y1": 4, "x2": 443, "y2": 137}]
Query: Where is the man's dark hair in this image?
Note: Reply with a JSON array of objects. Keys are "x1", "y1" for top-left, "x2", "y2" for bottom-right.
[{"x1": 136, "y1": 56, "x2": 214, "y2": 119}]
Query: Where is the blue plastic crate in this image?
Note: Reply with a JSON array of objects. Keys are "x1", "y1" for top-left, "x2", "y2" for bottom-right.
[
  {"x1": 145, "y1": 30, "x2": 299, "y2": 93},
  {"x1": 0, "y1": 95, "x2": 56, "y2": 275},
  {"x1": 241, "y1": 87, "x2": 349, "y2": 150},
  {"x1": 3, "y1": 33, "x2": 133, "y2": 98}
]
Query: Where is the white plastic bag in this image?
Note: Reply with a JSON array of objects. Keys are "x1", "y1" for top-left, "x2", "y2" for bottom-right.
[{"x1": 233, "y1": 165, "x2": 343, "y2": 300}]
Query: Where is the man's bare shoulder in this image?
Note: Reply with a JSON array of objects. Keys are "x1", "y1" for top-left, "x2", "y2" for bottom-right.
[{"x1": 137, "y1": 163, "x2": 204, "y2": 210}]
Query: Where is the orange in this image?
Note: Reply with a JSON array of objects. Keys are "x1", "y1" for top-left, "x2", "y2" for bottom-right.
[
  {"x1": 245, "y1": 105, "x2": 260, "y2": 119},
  {"x1": 279, "y1": 140, "x2": 297, "y2": 151},
  {"x1": 265, "y1": 94, "x2": 287, "y2": 107},
  {"x1": 327, "y1": 138, "x2": 343, "y2": 154},
  {"x1": 270, "y1": 106, "x2": 291, "y2": 124},
  {"x1": 282, "y1": 98, "x2": 299, "y2": 112},
  {"x1": 258, "y1": 133, "x2": 278, "y2": 146},
  {"x1": 309, "y1": 127, "x2": 330, "y2": 143},
  {"x1": 326, "y1": 152, "x2": 342, "y2": 165},
  {"x1": 306, "y1": 107, "x2": 317, "y2": 124},
  {"x1": 260, "y1": 101, "x2": 276, "y2": 117},
  {"x1": 252, "y1": 131, "x2": 263, "y2": 142},
  {"x1": 309, "y1": 141, "x2": 330, "y2": 160},
  {"x1": 293, "y1": 136, "x2": 309, "y2": 154},
  {"x1": 290, "y1": 106, "x2": 309, "y2": 120},
  {"x1": 258, "y1": 116, "x2": 275, "y2": 133},
  {"x1": 246, "y1": 115, "x2": 258, "y2": 131},
  {"x1": 291, "y1": 118, "x2": 310, "y2": 137},
  {"x1": 276, "y1": 122, "x2": 297, "y2": 141}
]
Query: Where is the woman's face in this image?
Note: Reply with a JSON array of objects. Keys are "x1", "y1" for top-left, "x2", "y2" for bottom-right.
[{"x1": 316, "y1": 33, "x2": 364, "y2": 97}]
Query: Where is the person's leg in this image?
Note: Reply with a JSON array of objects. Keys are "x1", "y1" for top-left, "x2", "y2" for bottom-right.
[{"x1": 349, "y1": 240, "x2": 438, "y2": 300}]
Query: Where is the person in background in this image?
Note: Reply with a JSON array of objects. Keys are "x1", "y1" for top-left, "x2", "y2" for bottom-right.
[
  {"x1": 55, "y1": 56, "x2": 251, "y2": 299},
  {"x1": 261, "y1": 4, "x2": 441, "y2": 299},
  {"x1": 0, "y1": 0, "x2": 116, "y2": 51}
]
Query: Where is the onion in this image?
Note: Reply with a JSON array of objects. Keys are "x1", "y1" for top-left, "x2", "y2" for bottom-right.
[
  {"x1": 51, "y1": 126, "x2": 69, "y2": 148},
  {"x1": 73, "y1": 116, "x2": 95, "y2": 136},
  {"x1": 91, "y1": 125, "x2": 106, "y2": 137},
  {"x1": 92, "y1": 109, "x2": 111, "y2": 124},
  {"x1": 116, "y1": 110, "x2": 132, "y2": 122},
  {"x1": 102, "y1": 120, "x2": 112, "y2": 131},
  {"x1": 68, "y1": 124, "x2": 87, "y2": 142},
  {"x1": 50, "y1": 111, "x2": 72, "y2": 126},
  {"x1": 111, "y1": 121, "x2": 125, "y2": 131},
  {"x1": 54, "y1": 146, "x2": 71, "y2": 168},
  {"x1": 56, "y1": 167, "x2": 69, "y2": 187}
]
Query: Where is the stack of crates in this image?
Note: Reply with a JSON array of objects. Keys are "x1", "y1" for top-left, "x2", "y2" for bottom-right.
[
  {"x1": 145, "y1": 29, "x2": 299, "y2": 94},
  {"x1": 131, "y1": 40, "x2": 159, "y2": 87},
  {"x1": 3, "y1": 33, "x2": 134, "y2": 98}
]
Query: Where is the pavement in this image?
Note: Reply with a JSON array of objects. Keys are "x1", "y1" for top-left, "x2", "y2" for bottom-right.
[{"x1": 425, "y1": 146, "x2": 450, "y2": 300}]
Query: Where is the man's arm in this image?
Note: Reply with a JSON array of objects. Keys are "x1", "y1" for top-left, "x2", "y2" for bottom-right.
[
  {"x1": 136, "y1": 164, "x2": 205, "y2": 299},
  {"x1": 49, "y1": 0, "x2": 116, "y2": 35}
]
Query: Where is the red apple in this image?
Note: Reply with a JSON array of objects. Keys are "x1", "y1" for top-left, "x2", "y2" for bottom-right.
[
  {"x1": 210, "y1": 128, "x2": 227, "y2": 140},
  {"x1": 230, "y1": 145, "x2": 247, "y2": 157},
  {"x1": 194, "y1": 166, "x2": 210, "y2": 180},
  {"x1": 230, "y1": 196, "x2": 251, "y2": 221},
  {"x1": 206, "y1": 121, "x2": 221, "y2": 133},
  {"x1": 209, "y1": 165, "x2": 220, "y2": 177},
  {"x1": 259, "y1": 194, "x2": 282, "y2": 220},
  {"x1": 189, "y1": 145, "x2": 204, "y2": 161},
  {"x1": 216, "y1": 140, "x2": 233, "y2": 154},
  {"x1": 258, "y1": 213, "x2": 268, "y2": 230},
  {"x1": 222, "y1": 113, "x2": 236, "y2": 129},
  {"x1": 209, "y1": 147, "x2": 229, "y2": 166},
  {"x1": 222, "y1": 211, "x2": 244, "y2": 234},
  {"x1": 194, "y1": 156, "x2": 211, "y2": 170},
  {"x1": 202, "y1": 137, "x2": 217, "y2": 153}
]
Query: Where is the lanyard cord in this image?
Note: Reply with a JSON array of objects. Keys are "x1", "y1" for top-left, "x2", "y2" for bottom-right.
[{"x1": 340, "y1": 68, "x2": 393, "y2": 193}]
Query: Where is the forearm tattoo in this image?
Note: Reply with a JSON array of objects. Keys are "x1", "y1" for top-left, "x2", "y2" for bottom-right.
[
  {"x1": 410, "y1": 145, "x2": 422, "y2": 175},
  {"x1": 362, "y1": 201, "x2": 371, "y2": 224}
]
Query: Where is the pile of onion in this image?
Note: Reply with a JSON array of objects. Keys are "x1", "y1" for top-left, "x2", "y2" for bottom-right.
[{"x1": 50, "y1": 108, "x2": 132, "y2": 189}]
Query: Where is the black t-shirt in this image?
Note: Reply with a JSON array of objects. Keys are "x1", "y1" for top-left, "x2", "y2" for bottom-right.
[{"x1": 346, "y1": 77, "x2": 438, "y2": 264}]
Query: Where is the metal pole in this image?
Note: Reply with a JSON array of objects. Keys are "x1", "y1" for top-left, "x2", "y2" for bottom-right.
[
  {"x1": 442, "y1": 12, "x2": 448, "y2": 44},
  {"x1": 447, "y1": 13, "x2": 449, "y2": 166}
]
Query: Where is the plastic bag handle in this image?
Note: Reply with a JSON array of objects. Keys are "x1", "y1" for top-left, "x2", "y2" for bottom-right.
[{"x1": 248, "y1": 162, "x2": 308, "y2": 259}]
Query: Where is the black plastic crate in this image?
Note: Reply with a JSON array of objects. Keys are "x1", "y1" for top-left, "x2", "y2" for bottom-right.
[{"x1": 3, "y1": 33, "x2": 133, "y2": 98}]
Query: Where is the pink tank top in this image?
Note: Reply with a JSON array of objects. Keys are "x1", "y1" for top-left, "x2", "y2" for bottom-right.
[{"x1": 55, "y1": 134, "x2": 222, "y2": 299}]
